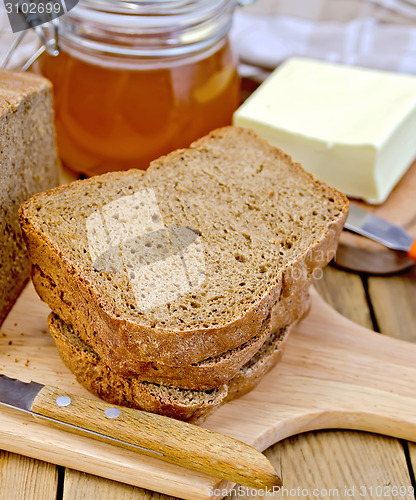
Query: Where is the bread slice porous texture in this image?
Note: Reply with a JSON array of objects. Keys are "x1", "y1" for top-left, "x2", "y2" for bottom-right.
[
  {"x1": 20, "y1": 126, "x2": 348, "y2": 365},
  {"x1": 48, "y1": 313, "x2": 293, "y2": 422}
]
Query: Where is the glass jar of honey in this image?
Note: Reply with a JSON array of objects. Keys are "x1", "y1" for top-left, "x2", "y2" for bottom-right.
[{"x1": 35, "y1": 0, "x2": 241, "y2": 177}]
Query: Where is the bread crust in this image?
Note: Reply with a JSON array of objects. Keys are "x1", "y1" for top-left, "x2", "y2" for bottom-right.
[
  {"x1": 20, "y1": 127, "x2": 348, "y2": 365},
  {"x1": 33, "y1": 263, "x2": 310, "y2": 389},
  {"x1": 48, "y1": 312, "x2": 293, "y2": 422},
  {"x1": 0, "y1": 69, "x2": 58, "y2": 326}
]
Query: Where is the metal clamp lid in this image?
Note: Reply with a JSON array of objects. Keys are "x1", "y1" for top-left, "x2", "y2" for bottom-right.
[
  {"x1": 1, "y1": 19, "x2": 59, "y2": 71},
  {"x1": 1, "y1": 0, "x2": 256, "y2": 71}
]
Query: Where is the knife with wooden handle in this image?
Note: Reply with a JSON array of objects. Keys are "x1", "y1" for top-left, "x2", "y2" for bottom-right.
[{"x1": 0, "y1": 374, "x2": 281, "y2": 490}]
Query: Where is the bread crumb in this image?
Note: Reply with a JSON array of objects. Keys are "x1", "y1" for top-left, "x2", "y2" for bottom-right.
[
  {"x1": 14, "y1": 358, "x2": 19, "y2": 363},
  {"x1": 25, "y1": 360, "x2": 30, "y2": 367}
]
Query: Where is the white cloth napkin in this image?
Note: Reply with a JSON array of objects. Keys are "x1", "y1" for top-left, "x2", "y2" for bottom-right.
[
  {"x1": 1, "y1": 0, "x2": 416, "y2": 75},
  {"x1": 0, "y1": 6, "x2": 39, "y2": 69},
  {"x1": 231, "y1": 0, "x2": 416, "y2": 77}
]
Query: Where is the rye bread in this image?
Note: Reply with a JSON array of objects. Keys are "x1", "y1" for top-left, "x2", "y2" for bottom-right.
[
  {"x1": 31, "y1": 262, "x2": 311, "y2": 387},
  {"x1": 0, "y1": 69, "x2": 58, "y2": 326},
  {"x1": 47, "y1": 312, "x2": 293, "y2": 422},
  {"x1": 20, "y1": 126, "x2": 348, "y2": 365}
]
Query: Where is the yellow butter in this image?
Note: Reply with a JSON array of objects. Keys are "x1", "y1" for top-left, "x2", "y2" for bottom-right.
[{"x1": 233, "y1": 58, "x2": 416, "y2": 204}]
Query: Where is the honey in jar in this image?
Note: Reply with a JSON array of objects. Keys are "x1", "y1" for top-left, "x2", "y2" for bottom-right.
[{"x1": 35, "y1": 0, "x2": 241, "y2": 177}]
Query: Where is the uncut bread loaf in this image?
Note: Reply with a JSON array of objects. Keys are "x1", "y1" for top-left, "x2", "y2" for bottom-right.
[
  {"x1": 20, "y1": 126, "x2": 348, "y2": 367},
  {"x1": 47, "y1": 312, "x2": 293, "y2": 422},
  {"x1": 0, "y1": 69, "x2": 58, "y2": 326}
]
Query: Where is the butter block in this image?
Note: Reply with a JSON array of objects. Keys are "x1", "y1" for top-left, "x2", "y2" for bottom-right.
[{"x1": 233, "y1": 58, "x2": 416, "y2": 204}]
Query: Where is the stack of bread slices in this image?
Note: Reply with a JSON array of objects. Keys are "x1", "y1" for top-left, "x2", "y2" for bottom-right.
[{"x1": 19, "y1": 127, "x2": 349, "y2": 422}]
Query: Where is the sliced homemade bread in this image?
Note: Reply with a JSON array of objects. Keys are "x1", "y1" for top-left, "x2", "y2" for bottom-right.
[
  {"x1": 31, "y1": 262, "x2": 311, "y2": 387},
  {"x1": 20, "y1": 126, "x2": 348, "y2": 366},
  {"x1": 0, "y1": 69, "x2": 58, "y2": 326},
  {"x1": 48, "y1": 313, "x2": 293, "y2": 422}
]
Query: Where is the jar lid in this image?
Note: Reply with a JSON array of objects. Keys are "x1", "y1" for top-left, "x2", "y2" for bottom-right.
[{"x1": 59, "y1": 0, "x2": 237, "y2": 58}]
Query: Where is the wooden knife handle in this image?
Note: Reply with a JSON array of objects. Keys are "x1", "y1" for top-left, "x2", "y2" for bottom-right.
[{"x1": 31, "y1": 385, "x2": 281, "y2": 490}]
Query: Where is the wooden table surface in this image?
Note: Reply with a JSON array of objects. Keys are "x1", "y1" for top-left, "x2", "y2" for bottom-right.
[
  {"x1": 2, "y1": 0, "x2": 416, "y2": 492},
  {"x1": 1, "y1": 263, "x2": 416, "y2": 499}
]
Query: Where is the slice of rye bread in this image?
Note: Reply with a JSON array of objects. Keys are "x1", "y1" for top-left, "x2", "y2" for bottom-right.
[
  {"x1": 31, "y1": 263, "x2": 311, "y2": 387},
  {"x1": 34, "y1": 263, "x2": 310, "y2": 389},
  {"x1": 47, "y1": 312, "x2": 294, "y2": 422},
  {"x1": 20, "y1": 126, "x2": 348, "y2": 366}
]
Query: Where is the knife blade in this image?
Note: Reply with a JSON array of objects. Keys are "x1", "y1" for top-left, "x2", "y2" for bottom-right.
[
  {"x1": 344, "y1": 204, "x2": 416, "y2": 261},
  {"x1": 0, "y1": 374, "x2": 281, "y2": 490}
]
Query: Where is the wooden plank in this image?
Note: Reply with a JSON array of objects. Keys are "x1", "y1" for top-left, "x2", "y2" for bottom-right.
[
  {"x1": 0, "y1": 450, "x2": 58, "y2": 500},
  {"x1": 314, "y1": 265, "x2": 373, "y2": 328},
  {"x1": 369, "y1": 267, "x2": 416, "y2": 484},
  {"x1": 407, "y1": 443, "x2": 416, "y2": 492},
  {"x1": 257, "y1": 432, "x2": 412, "y2": 500},
  {"x1": 227, "y1": 431, "x2": 414, "y2": 499},
  {"x1": 62, "y1": 469, "x2": 176, "y2": 500},
  {"x1": 368, "y1": 268, "x2": 416, "y2": 342}
]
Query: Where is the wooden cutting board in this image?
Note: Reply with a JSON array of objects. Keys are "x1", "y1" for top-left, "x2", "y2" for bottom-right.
[
  {"x1": 335, "y1": 160, "x2": 416, "y2": 274},
  {"x1": 1, "y1": 282, "x2": 416, "y2": 500}
]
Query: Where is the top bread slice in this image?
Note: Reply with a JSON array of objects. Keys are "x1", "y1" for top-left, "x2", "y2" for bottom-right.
[{"x1": 19, "y1": 126, "x2": 348, "y2": 366}]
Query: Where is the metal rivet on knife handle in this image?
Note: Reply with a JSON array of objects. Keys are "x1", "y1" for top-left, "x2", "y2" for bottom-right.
[
  {"x1": 105, "y1": 407, "x2": 120, "y2": 419},
  {"x1": 56, "y1": 395, "x2": 72, "y2": 407}
]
